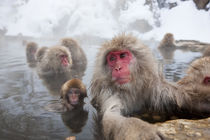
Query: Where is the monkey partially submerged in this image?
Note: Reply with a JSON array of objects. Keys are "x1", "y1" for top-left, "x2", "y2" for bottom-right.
[
  {"x1": 90, "y1": 34, "x2": 210, "y2": 140},
  {"x1": 26, "y1": 42, "x2": 38, "y2": 67},
  {"x1": 60, "y1": 78, "x2": 87, "y2": 111},
  {"x1": 178, "y1": 56, "x2": 210, "y2": 95},
  {"x1": 61, "y1": 38, "x2": 87, "y2": 76},
  {"x1": 36, "y1": 46, "x2": 72, "y2": 76}
]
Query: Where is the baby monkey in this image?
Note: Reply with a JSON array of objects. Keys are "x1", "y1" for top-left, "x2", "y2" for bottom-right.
[{"x1": 60, "y1": 79, "x2": 87, "y2": 111}]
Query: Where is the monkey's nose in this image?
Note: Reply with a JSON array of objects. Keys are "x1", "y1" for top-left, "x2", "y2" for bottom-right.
[{"x1": 115, "y1": 66, "x2": 122, "y2": 71}]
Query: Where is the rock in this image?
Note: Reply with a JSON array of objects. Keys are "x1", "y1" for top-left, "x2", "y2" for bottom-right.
[{"x1": 156, "y1": 117, "x2": 210, "y2": 140}]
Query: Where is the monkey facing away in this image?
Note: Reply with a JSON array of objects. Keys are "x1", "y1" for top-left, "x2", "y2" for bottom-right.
[
  {"x1": 26, "y1": 42, "x2": 38, "y2": 67},
  {"x1": 60, "y1": 78, "x2": 87, "y2": 111},
  {"x1": 90, "y1": 34, "x2": 210, "y2": 140},
  {"x1": 61, "y1": 38, "x2": 87, "y2": 75}
]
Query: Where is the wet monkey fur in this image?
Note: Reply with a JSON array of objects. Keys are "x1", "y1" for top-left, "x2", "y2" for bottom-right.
[
  {"x1": 90, "y1": 34, "x2": 210, "y2": 140},
  {"x1": 60, "y1": 78, "x2": 87, "y2": 110},
  {"x1": 26, "y1": 42, "x2": 38, "y2": 66},
  {"x1": 61, "y1": 38, "x2": 87, "y2": 74},
  {"x1": 36, "y1": 46, "x2": 72, "y2": 76}
]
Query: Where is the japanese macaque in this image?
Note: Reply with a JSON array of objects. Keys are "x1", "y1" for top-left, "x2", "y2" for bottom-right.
[
  {"x1": 61, "y1": 38, "x2": 87, "y2": 75},
  {"x1": 37, "y1": 46, "x2": 72, "y2": 76},
  {"x1": 35, "y1": 46, "x2": 48, "y2": 62},
  {"x1": 60, "y1": 79, "x2": 87, "y2": 111},
  {"x1": 90, "y1": 34, "x2": 210, "y2": 140},
  {"x1": 26, "y1": 42, "x2": 38, "y2": 67},
  {"x1": 158, "y1": 33, "x2": 175, "y2": 49},
  {"x1": 158, "y1": 33, "x2": 210, "y2": 54},
  {"x1": 178, "y1": 57, "x2": 210, "y2": 95},
  {"x1": 203, "y1": 47, "x2": 210, "y2": 57},
  {"x1": 158, "y1": 33, "x2": 176, "y2": 59}
]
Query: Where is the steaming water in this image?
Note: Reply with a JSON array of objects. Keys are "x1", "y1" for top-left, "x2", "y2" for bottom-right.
[
  {"x1": 0, "y1": 35, "x2": 202, "y2": 140},
  {"x1": 0, "y1": 0, "x2": 209, "y2": 140}
]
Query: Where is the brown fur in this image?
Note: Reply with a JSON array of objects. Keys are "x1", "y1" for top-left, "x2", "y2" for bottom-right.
[
  {"x1": 158, "y1": 33, "x2": 175, "y2": 48},
  {"x1": 203, "y1": 47, "x2": 210, "y2": 57},
  {"x1": 193, "y1": 0, "x2": 209, "y2": 10},
  {"x1": 61, "y1": 38, "x2": 87, "y2": 73},
  {"x1": 90, "y1": 34, "x2": 210, "y2": 140},
  {"x1": 61, "y1": 78, "x2": 87, "y2": 110},
  {"x1": 35, "y1": 46, "x2": 48, "y2": 62},
  {"x1": 37, "y1": 45, "x2": 72, "y2": 76},
  {"x1": 26, "y1": 42, "x2": 38, "y2": 64},
  {"x1": 178, "y1": 57, "x2": 210, "y2": 95}
]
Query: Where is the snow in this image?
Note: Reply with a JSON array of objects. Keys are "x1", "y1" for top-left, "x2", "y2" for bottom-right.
[{"x1": 0, "y1": 0, "x2": 209, "y2": 42}]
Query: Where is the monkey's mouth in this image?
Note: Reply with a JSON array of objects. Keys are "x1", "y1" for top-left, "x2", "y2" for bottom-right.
[
  {"x1": 70, "y1": 97, "x2": 79, "y2": 105},
  {"x1": 113, "y1": 77, "x2": 131, "y2": 85}
]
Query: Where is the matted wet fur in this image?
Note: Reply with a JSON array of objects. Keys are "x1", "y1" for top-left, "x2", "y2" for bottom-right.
[
  {"x1": 26, "y1": 42, "x2": 38, "y2": 67},
  {"x1": 61, "y1": 38, "x2": 87, "y2": 73},
  {"x1": 37, "y1": 45, "x2": 72, "y2": 76},
  {"x1": 90, "y1": 34, "x2": 210, "y2": 140},
  {"x1": 60, "y1": 78, "x2": 87, "y2": 110},
  {"x1": 35, "y1": 46, "x2": 48, "y2": 62},
  {"x1": 178, "y1": 57, "x2": 210, "y2": 95}
]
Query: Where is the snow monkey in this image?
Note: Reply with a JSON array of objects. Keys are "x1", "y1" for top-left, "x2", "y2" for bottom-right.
[
  {"x1": 61, "y1": 38, "x2": 87, "y2": 74},
  {"x1": 90, "y1": 34, "x2": 210, "y2": 140},
  {"x1": 26, "y1": 42, "x2": 38, "y2": 67},
  {"x1": 35, "y1": 46, "x2": 48, "y2": 62},
  {"x1": 37, "y1": 46, "x2": 72, "y2": 76},
  {"x1": 60, "y1": 78, "x2": 87, "y2": 111}
]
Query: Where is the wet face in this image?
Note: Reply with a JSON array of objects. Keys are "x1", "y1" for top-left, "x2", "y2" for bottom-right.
[
  {"x1": 106, "y1": 50, "x2": 133, "y2": 85},
  {"x1": 66, "y1": 88, "x2": 81, "y2": 106},
  {"x1": 60, "y1": 54, "x2": 69, "y2": 67}
]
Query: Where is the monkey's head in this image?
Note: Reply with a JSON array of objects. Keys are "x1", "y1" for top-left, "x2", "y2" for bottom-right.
[
  {"x1": 92, "y1": 34, "x2": 158, "y2": 91},
  {"x1": 187, "y1": 57, "x2": 210, "y2": 93},
  {"x1": 44, "y1": 46, "x2": 72, "y2": 73},
  {"x1": 26, "y1": 42, "x2": 38, "y2": 55},
  {"x1": 159, "y1": 33, "x2": 175, "y2": 48},
  {"x1": 35, "y1": 46, "x2": 48, "y2": 62},
  {"x1": 61, "y1": 38, "x2": 79, "y2": 49},
  {"x1": 61, "y1": 79, "x2": 87, "y2": 110}
]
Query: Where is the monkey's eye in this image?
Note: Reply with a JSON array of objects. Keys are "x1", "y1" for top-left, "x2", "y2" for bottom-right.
[
  {"x1": 109, "y1": 55, "x2": 116, "y2": 61},
  {"x1": 60, "y1": 55, "x2": 67, "y2": 58},
  {"x1": 203, "y1": 77, "x2": 210, "y2": 85},
  {"x1": 120, "y1": 52, "x2": 128, "y2": 58}
]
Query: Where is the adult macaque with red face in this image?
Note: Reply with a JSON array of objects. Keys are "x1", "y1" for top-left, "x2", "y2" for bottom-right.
[
  {"x1": 91, "y1": 34, "x2": 210, "y2": 140},
  {"x1": 60, "y1": 79, "x2": 87, "y2": 110},
  {"x1": 37, "y1": 46, "x2": 72, "y2": 76}
]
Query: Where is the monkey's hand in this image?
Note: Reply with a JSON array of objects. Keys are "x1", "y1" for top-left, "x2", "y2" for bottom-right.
[
  {"x1": 103, "y1": 113, "x2": 165, "y2": 140},
  {"x1": 119, "y1": 117, "x2": 164, "y2": 140}
]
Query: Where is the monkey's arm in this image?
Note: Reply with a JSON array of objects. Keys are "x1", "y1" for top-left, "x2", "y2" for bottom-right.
[
  {"x1": 156, "y1": 81, "x2": 210, "y2": 114},
  {"x1": 101, "y1": 95, "x2": 164, "y2": 140}
]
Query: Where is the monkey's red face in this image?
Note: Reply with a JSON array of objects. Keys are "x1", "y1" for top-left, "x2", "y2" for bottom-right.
[
  {"x1": 107, "y1": 50, "x2": 133, "y2": 85},
  {"x1": 60, "y1": 54, "x2": 69, "y2": 67},
  {"x1": 67, "y1": 88, "x2": 81, "y2": 106},
  {"x1": 203, "y1": 76, "x2": 210, "y2": 85}
]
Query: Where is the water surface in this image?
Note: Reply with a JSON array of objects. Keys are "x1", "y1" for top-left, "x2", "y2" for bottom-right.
[{"x1": 0, "y1": 35, "x2": 202, "y2": 140}]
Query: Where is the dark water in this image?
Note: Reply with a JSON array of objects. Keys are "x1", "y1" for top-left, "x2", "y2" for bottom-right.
[{"x1": 0, "y1": 35, "x2": 202, "y2": 140}]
